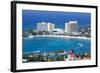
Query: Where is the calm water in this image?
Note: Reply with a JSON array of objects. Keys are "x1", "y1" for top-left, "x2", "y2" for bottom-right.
[{"x1": 23, "y1": 37, "x2": 91, "y2": 54}]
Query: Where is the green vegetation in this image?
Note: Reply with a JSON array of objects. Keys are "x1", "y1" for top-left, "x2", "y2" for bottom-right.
[{"x1": 22, "y1": 50, "x2": 91, "y2": 63}]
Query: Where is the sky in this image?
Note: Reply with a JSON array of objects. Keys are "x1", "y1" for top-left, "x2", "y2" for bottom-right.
[{"x1": 22, "y1": 10, "x2": 91, "y2": 30}]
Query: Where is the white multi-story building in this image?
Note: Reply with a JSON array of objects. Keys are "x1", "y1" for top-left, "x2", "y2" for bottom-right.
[
  {"x1": 65, "y1": 21, "x2": 78, "y2": 33},
  {"x1": 37, "y1": 22, "x2": 55, "y2": 32}
]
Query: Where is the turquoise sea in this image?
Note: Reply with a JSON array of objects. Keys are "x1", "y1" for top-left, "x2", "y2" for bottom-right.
[{"x1": 23, "y1": 37, "x2": 91, "y2": 54}]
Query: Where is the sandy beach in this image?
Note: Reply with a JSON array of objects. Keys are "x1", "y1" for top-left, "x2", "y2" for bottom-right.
[{"x1": 27, "y1": 35, "x2": 91, "y2": 40}]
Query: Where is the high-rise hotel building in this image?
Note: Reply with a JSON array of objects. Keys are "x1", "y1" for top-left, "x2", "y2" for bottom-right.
[
  {"x1": 65, "y1": 21, "x2": 78, "y2": 33},
  {"x1": 37, "y1": 22, "x2": 55, "y2": 32}
]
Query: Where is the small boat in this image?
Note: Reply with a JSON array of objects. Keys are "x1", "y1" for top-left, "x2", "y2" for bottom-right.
[
  {"x1": 33, "y1": 50, "x2": 41, "y2": 53},
  {"x1": 78, "y1": 43, "x2": 84, "y2": 47},
  {"x1": 27, "y1": 35, "x2": 34, "y2": 39}
]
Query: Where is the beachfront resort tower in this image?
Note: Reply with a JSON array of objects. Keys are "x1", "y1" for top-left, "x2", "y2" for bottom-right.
[
  {"x1": 65, "y1": 21, "x2": 78, "y2": 33},
  {"x1": 37, "y1": 22, "x2": 55, "y2": 32}
]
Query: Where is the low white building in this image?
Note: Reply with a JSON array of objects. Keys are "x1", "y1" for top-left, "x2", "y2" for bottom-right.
[{"x1": 52, "y1": 28, "x2": 64, "y2": 34}]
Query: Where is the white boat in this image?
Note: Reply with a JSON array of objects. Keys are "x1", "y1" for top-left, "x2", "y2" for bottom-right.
[
  {"x1": 78, "y1": 43, "x2": 84, "y2": 47},
  {"x1": 27, "y1": 35, "x2": 34, "y2": 39}
]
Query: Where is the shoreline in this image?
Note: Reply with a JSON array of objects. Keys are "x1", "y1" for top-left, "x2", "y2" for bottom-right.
[{"x1": 25, "y1": 35, "x2": 91, "y2": 40}]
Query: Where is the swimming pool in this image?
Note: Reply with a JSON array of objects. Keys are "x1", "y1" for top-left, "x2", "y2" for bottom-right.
[{"x1": 23, "y1": 37, "x2": 91, "y2": 54}]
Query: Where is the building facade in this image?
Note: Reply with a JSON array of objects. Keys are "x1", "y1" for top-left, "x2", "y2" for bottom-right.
[
  {"x1": 37, "y1": 22, "x2": 55, "y2": 32},
  {"x1": 65, "y1": 21, "x2": 78, "y2": 33}
]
